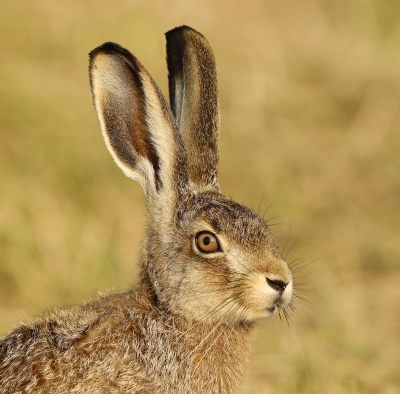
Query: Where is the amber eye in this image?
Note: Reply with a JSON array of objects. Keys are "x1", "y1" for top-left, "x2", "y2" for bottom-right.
[{"x1": 195, "y1": 232, "x2": 221, "y2": 253}]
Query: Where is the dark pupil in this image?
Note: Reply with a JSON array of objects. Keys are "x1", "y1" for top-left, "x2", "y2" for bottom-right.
[{"x1": 203, "y1": 236, "x2": 211, "y2": 246}]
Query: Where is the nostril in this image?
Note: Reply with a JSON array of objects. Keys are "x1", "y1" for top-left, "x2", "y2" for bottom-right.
[{"x1": 266, "y1": 278, "x2": 287, "y2": 293}]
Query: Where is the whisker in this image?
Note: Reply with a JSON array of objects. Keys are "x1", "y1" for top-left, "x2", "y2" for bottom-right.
[
  {"x1": 230, "y1": 253, "x2": 252, "y2": 275},
  {"x1": 293, "y1": 294, "x2": 313, "y2": 304},
  {"x1": 293, "y1": 288, "x2": 310, "y2": 293},
  {"x1": 287, "y1": 304, "x2": 312, "y2": 329},
  {"x1": 262, "y1": 196, "x2": 280, "y2": 219},
  {"x1": 284, "y1": 224, "x2": 304, "y2": 260},
  {"x1": 290, "y1": 300, "x2": 313, "y2": 315},
  {"x1": 290, "y1": 324, "x2": 313, "y2": 382},
  {"x1": 266, "y1": 221, "x2": 285, "y2": 227},
  {"x1": 168, "y1": 293, "x2": 243, "y2": 347},
  {"x1": 281, "y1": 218, "x2": 291, "y2": 258},
  {"x1": 291, "y1": 258, "x2": 319, "y2": 274},
  {"x1": 278, "y1": 310, "x2": 290, "y2": 351},
  {"x1": 186, "y1": 321, "x2": 222, "y2": 359},
  {"x1": 257, "y1": 194, "x2": 265, "y2": 216},
  {"x1": 293, "y1": 281, "x2": 313, "y2": 287},
  {"x1": 282, "y1": 308, "x2": 291, "y2": 328},
  {"x1": 289, "y1": 257, "x2": 305, "y2": 269},
  {"x1": 265, "y1": 215, "x2": 283, "y2": 224},
  {"x1": 192, "y1": 329, "x2": 225, "y2": 373}
]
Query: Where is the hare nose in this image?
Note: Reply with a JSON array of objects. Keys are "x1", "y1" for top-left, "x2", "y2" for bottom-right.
[{"x1": 266, "y1": 278, "x2": 287, "y2": 293}]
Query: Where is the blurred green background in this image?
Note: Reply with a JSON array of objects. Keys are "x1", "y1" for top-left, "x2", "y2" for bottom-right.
[{"x1": 1, "y1": 1, "x2": 399, "y2": 393}]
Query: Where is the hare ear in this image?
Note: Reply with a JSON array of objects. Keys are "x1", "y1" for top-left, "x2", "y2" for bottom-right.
[
  {"x1": 166, "y1": 26, "x2": 220, "y2": 193},
  {"x1": 89, "y1": 42, "x2": 187, "y2": 200}
]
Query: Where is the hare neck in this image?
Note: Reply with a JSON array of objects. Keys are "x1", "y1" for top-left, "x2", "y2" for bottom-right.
[
  {"x1": 168, "y1": 317, "x2": 254, "y2": 393},
  {"x1": 145, "y1": 301, "x2": 254, "y2": 392}
]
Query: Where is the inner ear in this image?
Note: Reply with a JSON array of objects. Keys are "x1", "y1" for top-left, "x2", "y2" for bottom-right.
[
  {"x1": 120, "y1": 69, "x2": 161, "y2": 189},
  {"x1": 90, "y1": 43, "x2": 165, "y2": 191}
]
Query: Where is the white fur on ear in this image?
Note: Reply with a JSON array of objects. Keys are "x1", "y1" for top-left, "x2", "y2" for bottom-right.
[{"x1": 89, "y1": 43, "x2": 187, "y2": 202}]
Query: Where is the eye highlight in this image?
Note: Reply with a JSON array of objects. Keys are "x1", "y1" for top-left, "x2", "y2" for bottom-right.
[{"x1": 195, "y1": 231, "x2": 221, "y2": 253}]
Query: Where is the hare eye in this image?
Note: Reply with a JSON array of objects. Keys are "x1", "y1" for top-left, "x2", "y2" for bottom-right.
[{"x1": 195, "y1": 232, "x2": 220, "y2": 253}]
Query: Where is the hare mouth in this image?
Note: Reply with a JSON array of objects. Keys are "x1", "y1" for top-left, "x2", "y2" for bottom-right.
[{"x1": 266, "y1": 306, "x2": 276, "y2": 313}]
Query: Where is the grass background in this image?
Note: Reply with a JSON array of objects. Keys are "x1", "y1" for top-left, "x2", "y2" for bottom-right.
[{"x1": 1, "y1": 0, "x2": 399, "y2": 392}]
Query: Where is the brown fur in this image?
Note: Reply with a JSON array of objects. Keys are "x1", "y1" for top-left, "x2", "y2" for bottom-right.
[
  {"x1": 167, "y1": 27, "x2": 220, "y2": 192},
  {"x1": 0, "y1": 26, "x2": 293, "y2": 393},
  {"x1": 0, "y1": 289, "x2": 253, "y2": 393}
]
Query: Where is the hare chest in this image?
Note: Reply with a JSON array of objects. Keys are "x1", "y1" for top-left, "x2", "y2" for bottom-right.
[
  {"x1": 0, "y1": 293, "x2": 253, "y2": 394},
  {"x1": 77, "y1": 308, "x2": 254, "y2": 394}
]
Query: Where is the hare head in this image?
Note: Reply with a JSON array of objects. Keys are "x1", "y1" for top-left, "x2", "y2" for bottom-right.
[{"x1": 89, "y1": 26, "x2": 292, "y2": 326}]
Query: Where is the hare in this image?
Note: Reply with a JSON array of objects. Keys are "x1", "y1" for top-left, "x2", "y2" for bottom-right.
[{"x1": 0, "y1": 26, "x2": 293, "y2": 394}]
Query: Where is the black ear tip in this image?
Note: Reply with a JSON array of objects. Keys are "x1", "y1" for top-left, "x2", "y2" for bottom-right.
[
  {"x1": 165, "y1": 25, "x2": 205, "y2": 40},
  {"x1": 89, "y1": 42, "x2": 131, "y2": 61}
]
